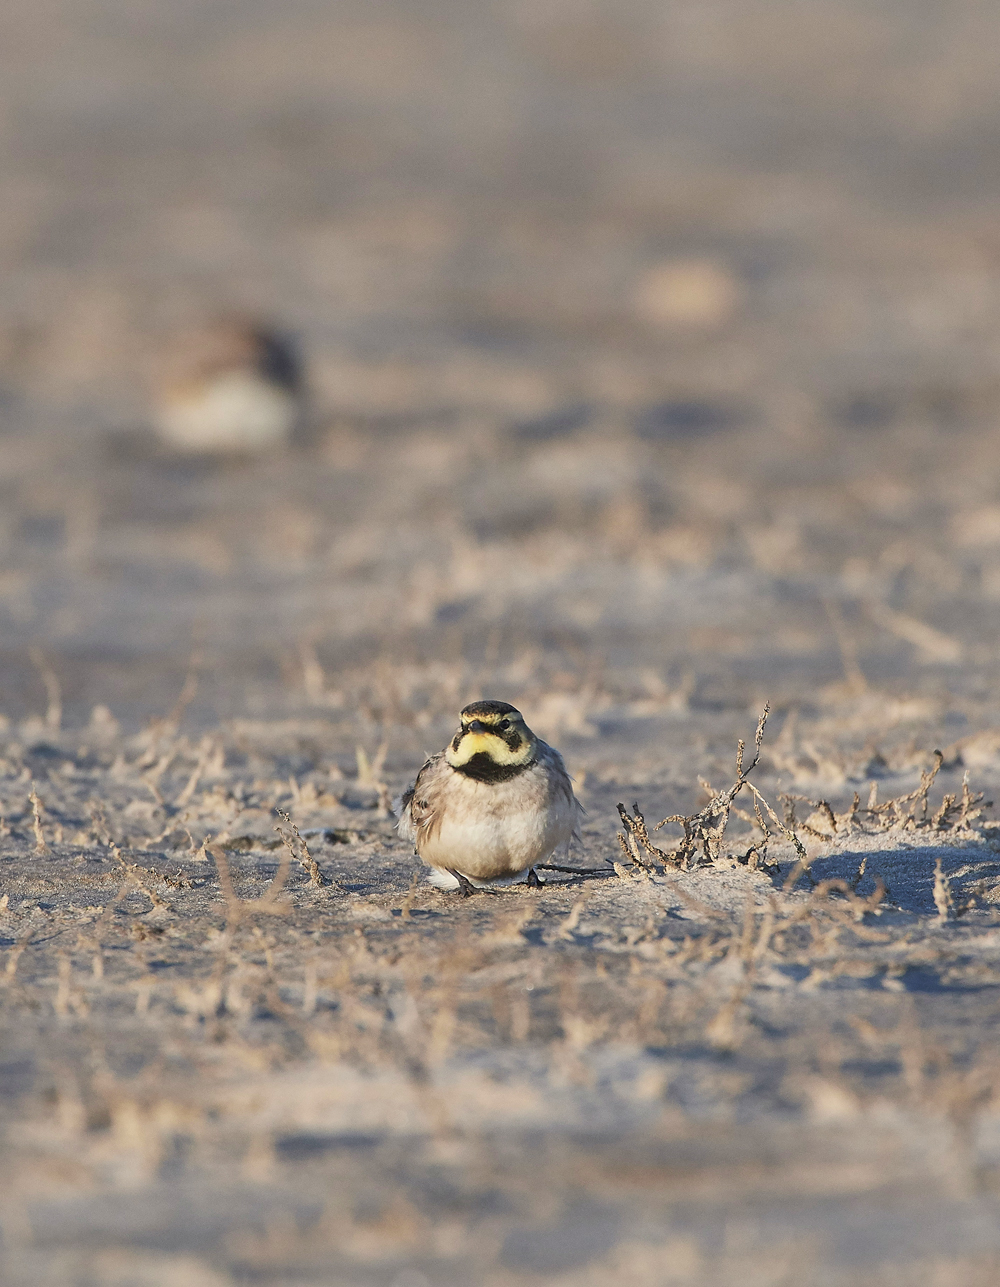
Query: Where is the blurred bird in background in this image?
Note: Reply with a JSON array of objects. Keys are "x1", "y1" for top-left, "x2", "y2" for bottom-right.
[{"x1": 152, "y1": 317, "x2": 303, "y2": 454}]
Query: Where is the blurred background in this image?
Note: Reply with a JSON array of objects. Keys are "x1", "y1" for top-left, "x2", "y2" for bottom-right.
[
  {"x1": 10, "y1": 9, "x2": 1000, "y2": 1285},
  {"x1": 2, "y1": 0, "x2": 1000, "y2": 733}
]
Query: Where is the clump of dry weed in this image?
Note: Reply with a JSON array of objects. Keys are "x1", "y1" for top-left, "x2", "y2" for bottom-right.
[
  {"x1": 781, "y1": 752, "x2": 990, "y2": 842},
  {"x1": 617, "y1": 705, "x2": 810, "y2": 879},
  {"x1": 618, "y1": 712, "x2": 995, "y2": 899}
]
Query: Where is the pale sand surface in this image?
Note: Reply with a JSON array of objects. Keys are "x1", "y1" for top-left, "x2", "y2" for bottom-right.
[{"x1": 5, "y1": 3, "x2": 1000, "y2": 1283}]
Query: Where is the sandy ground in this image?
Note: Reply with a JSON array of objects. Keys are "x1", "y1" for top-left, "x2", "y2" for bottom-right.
[{"x1": 5, "y1": 2, "x2": 1000, "y2": 1283}]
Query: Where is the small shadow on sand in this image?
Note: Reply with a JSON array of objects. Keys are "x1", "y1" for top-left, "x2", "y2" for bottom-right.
[
  {"x1": 634, "y1": 400, "x2": 739, "y2": 440},
  {"x1": 275, "y1": 1132, "x2": 380, "y2": 1160},
  {"x1": 783, "y1": 845, "x2": 1000, "y2": 917}
]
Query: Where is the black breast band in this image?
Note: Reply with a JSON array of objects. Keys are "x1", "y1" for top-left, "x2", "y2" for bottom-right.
[{"x1": 454, "y1": 752, "x2": 535, "y2": 783}]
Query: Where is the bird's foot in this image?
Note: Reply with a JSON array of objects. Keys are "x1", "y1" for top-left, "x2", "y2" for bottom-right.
[
  {"x1": 525, "y1": 867, "x2": 543, "y2": 888},
  {"x1": 451, "y1": 871, "x2": 477, "y2": 897}
]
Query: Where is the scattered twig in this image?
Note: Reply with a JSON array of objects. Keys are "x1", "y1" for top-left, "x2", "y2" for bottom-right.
[{"x1": 274, "y1": 808, "x2": 325, "y2": 887}]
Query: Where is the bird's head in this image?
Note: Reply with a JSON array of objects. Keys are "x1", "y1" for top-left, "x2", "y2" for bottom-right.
[{"x1": 446, "y1": 700, "x2": 537, "y2": 781}]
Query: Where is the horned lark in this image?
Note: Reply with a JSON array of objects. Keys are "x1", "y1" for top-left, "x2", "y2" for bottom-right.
[
  {"x1": 153, "y1": 317, "x2": 302, "y2": 454},
  {"x1": 396, "y1": 700, "x2": 582, "y2": 894}
]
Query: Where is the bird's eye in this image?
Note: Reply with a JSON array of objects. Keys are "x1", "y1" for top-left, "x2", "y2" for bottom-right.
[{"x1": 498, "y1": 719, "x2": 510, "y2": 731}]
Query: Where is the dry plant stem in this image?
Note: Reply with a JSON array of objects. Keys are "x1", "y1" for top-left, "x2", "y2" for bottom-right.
[
  {"x1": 616, "y1": 804, "x2": 673, "y2": 868},
  {"x1": 163, "y1": 655, "x2": 200, "y2": 735},
  {"x1": 703, "y1": 874, "x2": 892, "y2": 1048},
  {"x1": 558, "y1": 896, "x2": 590, "y2": 939},
  {"x1": 786, "y1": 877, "x2": 887, "y2": 924},
  {"x1": 399, "y1": 872, "x2": 420, "y2": 920},
  {"x1": 88, "y1": 801, "x2": 112, "y2": 847},
  {"x1": 209, "y1": 836, "x2": 292, "y2": 934},
  {"x1": 141, "y1": 653, "x2": 201, "y2": 751},
  {"x1": 298, "y1": 638, "x2": 327, "y2": 701},
  {"x1": 823, "y1": 597, "x2": 867, "y2": 694},
  {"x1": 76, "y1": 880, "x2": 133, "y2": 980},
  {"x1": 780, "y1": 755, "x2": 988, "y2": 848},
  {"x1": 174, "y1": 738, "x2": 215, "y2": 809},
  {"x1": 616, "y1": 704, "x2": 812, "y2": 882},
  {"x1": 2, "y1": 926, "x2": 36, "y2": 984},
  {"x1": 274, "y1": 807, "x2": 324, "y2": 887},
  {"x1": 660, "y1": 705, "x2": 773, "y2": 868},
  {"x1": 742, "y1": 781, "x2": 811, "y2": 888},
  {"x1": 29, "y1": 785, "x2": 49, "y2": 855},
  {"x1": 704, "y1": 894, "x2": 776, "y2": 1051},
  {"x1": 355, "y1": 741, "x2": 388, "y2": 786},
  {"x1": 660, "y1": 879, "x2": 728, "y2": 922},
  {"x1": 108, "y1": 844, "x2": 190, "y2": 908},
  {"x1": 933, "y1": 856, "x2": 954, "y2": 921},
  {"x1": 29, "y1": 646, "x2": 62, "y2": 730}
]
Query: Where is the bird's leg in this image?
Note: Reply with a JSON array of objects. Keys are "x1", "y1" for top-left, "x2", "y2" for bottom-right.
[
  {"x1": 525, "y1": 867, "x2": 542, "y2": 888},
  {"x1": 450, "y1": 870, "x2": 477, "y2": 898}
]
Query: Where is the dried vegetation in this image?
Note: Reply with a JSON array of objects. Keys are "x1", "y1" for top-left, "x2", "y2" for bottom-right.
[{"x1": 4, "y1": 680, "x2": 1000, "y2": 1283}]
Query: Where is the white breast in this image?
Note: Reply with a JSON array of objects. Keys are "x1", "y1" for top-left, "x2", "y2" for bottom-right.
[
  {"x1": 419, "y1": 767, "x2": 576, "y2": 882},
  {"x1": 157, "y1": 370, "x2": 297, "y2": 453}
]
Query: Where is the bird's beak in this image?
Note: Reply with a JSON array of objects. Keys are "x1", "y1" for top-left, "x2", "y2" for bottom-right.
[{"x1": 467, "y1": 720, "x2": 487, "y2": 733}]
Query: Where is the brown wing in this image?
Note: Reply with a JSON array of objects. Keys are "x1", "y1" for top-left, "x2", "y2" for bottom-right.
[
  {"x1": 395, "y1": 753, "x2": 446, "y2": 846},
  {"x1": 537, "y1": 740, "x2": 584, "y2": 841}
]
